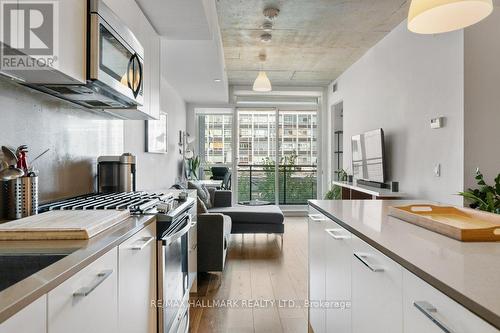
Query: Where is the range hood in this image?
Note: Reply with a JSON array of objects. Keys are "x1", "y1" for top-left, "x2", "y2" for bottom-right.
[{"x1": 1, "y1": 0, "x2": 154, "y2": 120}]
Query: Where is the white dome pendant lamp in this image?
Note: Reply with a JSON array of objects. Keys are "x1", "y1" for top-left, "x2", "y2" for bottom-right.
[
  {"x1": 408, "y1": 0, "x2": 493, "y2": 34},
  {"x1": 253, "y1": 54, "x2": 272, "y2": 92}
]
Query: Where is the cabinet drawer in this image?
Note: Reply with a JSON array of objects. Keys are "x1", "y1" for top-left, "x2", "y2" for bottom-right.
[
  {"x1": 119, "y1": 223, "x2": 156, "y2": 333},
  {"x1": 324, "y1": 218, "x2": 351, "y2": 333},
  {"x1": 0, "y1": 295, "x2": 46, "y2": 333},
  {"x1": 351, "y1": 235, "x2": 403, "y2": 333},
  {"x1": 48, "y1": 248, "x2": 118, "y2": 333},
  {"x1": 403, "y1": 270, "x2": 498, "y2": 333},
  {"x1": 308, "y1": 207, "x2": 328, "y2": 333}
]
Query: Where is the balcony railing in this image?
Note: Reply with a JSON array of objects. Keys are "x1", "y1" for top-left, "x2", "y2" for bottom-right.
[{"x1": 237, "y1": 164, "x2": 317, "y2": 205}]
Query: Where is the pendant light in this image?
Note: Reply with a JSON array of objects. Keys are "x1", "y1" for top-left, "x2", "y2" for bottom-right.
[
  {"x1": 253, "y1": 54, "x2": 272, "y2": 92},
  {"x1": 408, "y1": 0, "x2": 493, "y2": 34}
]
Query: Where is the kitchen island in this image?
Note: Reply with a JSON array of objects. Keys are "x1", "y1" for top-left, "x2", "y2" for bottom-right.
[{"x1": 308, "y1": 199, "x2": 500, "y2": 332}]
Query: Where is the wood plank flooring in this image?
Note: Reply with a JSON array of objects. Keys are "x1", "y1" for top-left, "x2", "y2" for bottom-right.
[{"x1": 189, "y1": 217, "x2": 309, "y2": 333}]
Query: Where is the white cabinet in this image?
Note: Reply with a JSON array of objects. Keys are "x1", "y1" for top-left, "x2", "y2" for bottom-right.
[
  {"x1": 52, "y1": 0, "x2": 86, "y2": 83},
  {"x1": 142, "y1": 35, "x2": 160, "y2": 120},
  {"x1": 1, "y1": 0, "x2": 86, "y2": 84},
  {"x1": 403, "y1": 270, "x2": 498, "y2": 333},
  {"x1": 351, "y1": 235, "x2": 403, "y2": 333},
  {"x1": 0, "y1": 295, "x2": 46, "y2": 333},
  {"x1": 324, "y1": 219, "x2": 352, "y2": 333},
  {"x1": 48, "y1": 248, "x2": 118, "y2": 333},
  {"x1": 308, "y1": 204, "x2": 500, "y2": 333},
  {"x1": 308, "y1": 208, "x2": 327, "y2": 333},
  {"x1": 118, "y1": 223, "x2": 156, "y2": 333}
]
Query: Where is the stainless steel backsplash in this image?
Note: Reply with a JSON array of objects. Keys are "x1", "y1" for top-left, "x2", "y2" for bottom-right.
[{"x1": 0, "y1": 79, "x2": 124, "y2": 203}]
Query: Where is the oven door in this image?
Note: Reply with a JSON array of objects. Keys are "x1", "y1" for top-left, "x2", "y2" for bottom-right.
[
  {"x1": 158, "y1": 215, "x2": 190, "y2": 333},
  {"x1": 89, "y1": 10, "x2": 144, "y2": 106}
]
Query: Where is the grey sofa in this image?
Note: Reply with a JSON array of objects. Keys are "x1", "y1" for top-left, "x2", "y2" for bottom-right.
[
  {"x1": 208, "y1": 190, "x2": 285, "y2": 235},
  {"x1": 197, "y1": 212, "x2": 231, "y2": 272},
  {"x1": 197, "y1": 190, "x2": 285, "y2": 273}
]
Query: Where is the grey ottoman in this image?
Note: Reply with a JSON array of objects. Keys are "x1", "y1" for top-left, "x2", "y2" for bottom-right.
[{"x1": 208, "y1": 205, "x2": 284, "y2": 235}]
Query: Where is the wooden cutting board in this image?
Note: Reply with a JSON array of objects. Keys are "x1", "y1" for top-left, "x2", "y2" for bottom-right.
[
  {"x1": 388, "y1": 204, "x2": 500, "y2": 242},
  {"x1": 0, "y1": 210, "x2": 130, "y2": 240}
]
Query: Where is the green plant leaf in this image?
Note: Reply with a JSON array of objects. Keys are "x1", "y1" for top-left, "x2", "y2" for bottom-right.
[{"x1": 459, "y1": 191, "x2": 488, "y2": 208}]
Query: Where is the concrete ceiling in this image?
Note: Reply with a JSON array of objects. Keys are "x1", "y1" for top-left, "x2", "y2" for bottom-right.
[{"x1": 216, "y1": 0, "x2": 410, "y2": 86}]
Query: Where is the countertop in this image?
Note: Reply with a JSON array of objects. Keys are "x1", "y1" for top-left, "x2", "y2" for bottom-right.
[
  {"x1": 0, "y1": 214, "x2": 156, "y2": 324},
  {"x1": 309, "y1": 199, "x2": 500, "y2": 329}
]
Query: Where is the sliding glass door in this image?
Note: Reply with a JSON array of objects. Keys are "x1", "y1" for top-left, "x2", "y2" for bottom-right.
[
  {"x1": 237, "y1": 109, "x2": 277, "y2": 203},
  {"x1": 236, "y1": 108, "x2": 318, "y2": 205},
  {"x1": 277, "y1": 111, "x2": 318, "y2": 204}
]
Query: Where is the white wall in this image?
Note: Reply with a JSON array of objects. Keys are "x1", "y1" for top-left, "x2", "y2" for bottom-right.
[
  {"x1": 327, "y1": 21, "x2": 465, "y2": 205},
  {"x1": 464, "y1": 11, "x2": 500, "y2": 190},
  {"x1": 123, "y1": 77, "x2": 186, "y2": 190}
]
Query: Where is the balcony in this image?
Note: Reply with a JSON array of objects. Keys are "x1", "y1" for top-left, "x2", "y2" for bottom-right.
[{"x1": 237, "y1": 164, "x2": 317, "y2": 205}]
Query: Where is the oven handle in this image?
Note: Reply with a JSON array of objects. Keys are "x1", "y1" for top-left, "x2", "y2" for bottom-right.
[{"x1": 162, "y1": 215, "x2": 192, "y2": 246}]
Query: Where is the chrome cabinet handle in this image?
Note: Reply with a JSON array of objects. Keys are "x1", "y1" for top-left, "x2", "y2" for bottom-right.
[
  {"x1": 414, "y1": 301, "x2": 455, "y2": 333},
  {"x1": 353, "y1": 252, "x2": 384, "y2": 272},
  {"x1": 73, "y1": 269, "x2": 113, "y2": 297},
  {"x1": 131, "y1": 236, "x2": 154, "y2": 250},
  {"x1": 325, "y1": 228, "x2": 349, "y2": 240},
  {"x1": 308, "y1": 214, "x2": 327, "y2": 222}
]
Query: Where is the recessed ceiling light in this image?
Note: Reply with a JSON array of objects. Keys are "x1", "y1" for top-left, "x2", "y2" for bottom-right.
[{"x1": 214, "y1": 79, "x2": 222, "y2": 82}]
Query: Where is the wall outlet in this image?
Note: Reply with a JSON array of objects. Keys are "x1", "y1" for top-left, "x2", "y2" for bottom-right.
[{"x1": 434, "y1": 163, "x2": 441, "y2": 177}]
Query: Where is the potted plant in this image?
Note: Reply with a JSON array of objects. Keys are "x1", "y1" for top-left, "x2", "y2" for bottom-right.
[
  {"x1": 459, "y1": 168, "x2": 500, "y2": 214},
  {"x1": 186, "y1": 155, "x2": 200, "y2": 180},
  {"x1": 325, "y1": 169, "x2": 348, "y2": 200}
]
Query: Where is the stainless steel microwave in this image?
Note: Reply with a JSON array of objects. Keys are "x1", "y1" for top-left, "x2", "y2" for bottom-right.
[
  {"x1": 89, "y1": 0, "x2": 144, "y2": 107},
  {"x1": 22, "y1": 0, "x2": 149, "y2": 117}
]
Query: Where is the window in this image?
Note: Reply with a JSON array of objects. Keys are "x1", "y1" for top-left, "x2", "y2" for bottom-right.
[{"x1": 198, "y1": 113, "x2": 233, "y2": 166}]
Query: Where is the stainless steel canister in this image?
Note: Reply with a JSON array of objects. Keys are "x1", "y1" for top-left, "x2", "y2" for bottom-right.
[{"x1": 5, "y1": 176, "x2": 38, "y2": 219}]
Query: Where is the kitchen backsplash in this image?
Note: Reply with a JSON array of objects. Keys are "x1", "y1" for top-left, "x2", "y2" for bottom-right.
[{"x1": 0, "y1": 79, "x2": 124, "y2": 203}]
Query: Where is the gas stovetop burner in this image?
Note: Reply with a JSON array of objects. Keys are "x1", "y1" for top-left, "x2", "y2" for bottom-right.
[{"x1": 39, "y1": 191, "x2": 173, "y2": 214}]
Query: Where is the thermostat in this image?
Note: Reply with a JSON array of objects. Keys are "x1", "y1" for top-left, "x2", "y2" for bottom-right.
[{"x1": 430, "y1": 117, "x2": 444, "y2": 129}]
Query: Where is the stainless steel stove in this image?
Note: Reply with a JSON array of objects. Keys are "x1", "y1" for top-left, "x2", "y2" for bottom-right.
[
  {"x1": 40, "y1": 191, "x2": 173, "y2": 214},
  {"x1": 39, "y1": 191, "x2": 195, "y2": 333}
]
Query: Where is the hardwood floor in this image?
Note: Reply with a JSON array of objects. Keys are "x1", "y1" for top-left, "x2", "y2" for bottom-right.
[{"x1": 189, "y1": 217, "x2": 309, "y2": 333}]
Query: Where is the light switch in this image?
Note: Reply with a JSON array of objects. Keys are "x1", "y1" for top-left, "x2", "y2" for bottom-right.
[{"x1": 434, "y1": 164, "x2": 441, "y2": 177}]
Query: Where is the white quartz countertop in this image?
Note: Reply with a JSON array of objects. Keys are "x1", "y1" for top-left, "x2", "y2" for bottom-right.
[{"x1": 309, "y1": 199, "x2": 500, "y2": 329}]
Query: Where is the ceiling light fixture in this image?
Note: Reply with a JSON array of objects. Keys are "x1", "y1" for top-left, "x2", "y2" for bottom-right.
[
  {"x1": 253, "y1": 54, "x2": 272, "y2": 92},
  {"x1": 408, "y1": 0, "x2": 493, "y2": 34},
  {"x1": 260, "y1": 33, "x2": 272, "y2": 43},
  {"x1": 261, "y1": 21, "x2": 273, "y2": 32},
  {"x1": 214, "y1": 79, "x2": 222, "y2": 82}
]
